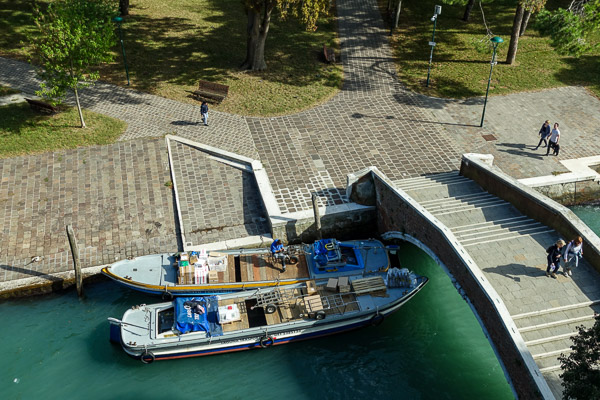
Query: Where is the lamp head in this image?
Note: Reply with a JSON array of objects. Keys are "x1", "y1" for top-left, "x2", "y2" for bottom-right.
[
  {"x1": 491, "y1": 36, "x2": 503, "y2": 46},
  {"x1": 112, "y1": 16, "x2": 123, "y2": 23}
]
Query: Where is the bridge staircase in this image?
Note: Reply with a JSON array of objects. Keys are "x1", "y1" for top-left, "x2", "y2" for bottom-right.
[{"x1": 392, "y1": 171, "x2": 600, "y2": 398}]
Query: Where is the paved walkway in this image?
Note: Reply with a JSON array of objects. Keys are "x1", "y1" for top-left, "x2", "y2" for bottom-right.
[
  {"x1": 2, "y1": 0, "x2": 600, "y2": 396},
  {"x1": 0, "y1": 0, "x2": 599, "y2": 310}
]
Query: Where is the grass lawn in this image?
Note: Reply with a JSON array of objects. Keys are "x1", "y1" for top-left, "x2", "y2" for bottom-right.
[
  {"x1": 379, "y1": 0, "x2": 600, "y2": 99},
  {"x1": 1, "y1": 0, "x2": 342, "y2": 117},
  {"x1": 0, "y1": 102, "x2": 127, "y2": 158}
]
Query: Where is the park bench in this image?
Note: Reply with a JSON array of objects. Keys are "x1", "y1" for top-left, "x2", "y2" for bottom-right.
[
  {"x1": 25, "y1": 98, "x2": 59, "y2": 114},
  {"x1": 323, "y1": 44, "x2": 335, "y2": 64},
  {"x1": 193, "y1": 80, "x2": 229, "y2": 103}
]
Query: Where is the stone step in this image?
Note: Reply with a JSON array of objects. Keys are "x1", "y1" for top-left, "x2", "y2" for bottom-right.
[
  {"x1": 528, "y1": 336, "x2": 575, "y2": 360},
  {"x1": 520, "y1": 317, "x2": 596, "y2": 344},
  {"x1": 433, "y1": 206, "x2": 526, "y2": 231},
  {"x1": 425, "y1": 197, "x2": 510, "y2": 216},
  {"x1": 419, "y1": 191, "x2": 490, "y2": 206},
  {"x1": 518, "y1": 317, "x2": 597, "y2": 348},
  {"x1": 394, "y1": 182, "x2": 483, "y2": 203},
  {"x1": 534, "y1": 349, "x2": 570, "y2": 371},
  {"x1": 514, "y1": 301, "x2": 600, "y2": 329},
  {"x1": 393, "y1": 173, "x2": 471, "y2": 191},
  {"x1": 451, "y1": 215, "x2": 531, "y2": 234},
  {"x1": 459, "y1": 224, "x2": 554, "y2": 247}
]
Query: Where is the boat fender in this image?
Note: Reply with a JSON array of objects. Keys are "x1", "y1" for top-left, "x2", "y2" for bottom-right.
[
  {"x1": 260, "y1": 336, "x2": 274, "y2": 348},
  {"x1": 140, "y1": 351, "x2": 155, "y2": 364},
  {"x1": 289, "y1": 256, "x2": 299, "y2": 264},
  {"x1": 370, "y1": 314, "x2": 384, "y2": 327},
  {"x1": 161, "y1": 291, "x2": 173, "y2": 301},
  {"x1": 315, "y1": 310, "x2": 326, "y2": 320}
]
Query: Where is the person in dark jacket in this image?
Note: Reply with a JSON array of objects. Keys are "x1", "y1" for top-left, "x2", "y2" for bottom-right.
[
  {"x1": 200, "y1": 101, "x2": 209, "y2": 126},
  {"x1": 546, "y1": 239, "x2": 565, "y2": 278},
  {"x1": 534, "y1": 120, "x2": 551, "y2": 150}
]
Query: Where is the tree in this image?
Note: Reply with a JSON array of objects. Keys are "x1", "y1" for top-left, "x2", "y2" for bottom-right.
[
  {"x1": 241, "y1": 0, "x2": 329, "y2": 71},
  {"x1": 558, "y1": 314, "x2": 600, "y2": 400},
  {"x1": 520, "y1": 0, "x2": 547, "y2": 36},
  {"x1": 506, "y1": 2, "x2": 525, "y2": 64},
  {"x1": 28, "y1": 0, "x2": 117, "y2": 128},
  {"x1": 535, "y1": 0, "x2": 600, "y2": 57},
  {"x1": 506, "y1": 0, "x2": 547, "y2": 64},
  {"x1": 119, "y1": 0, "x2": 129, "y2": 16},
  {"x1": 463, "y1": 0, "x2": 476, "y2": 21}
]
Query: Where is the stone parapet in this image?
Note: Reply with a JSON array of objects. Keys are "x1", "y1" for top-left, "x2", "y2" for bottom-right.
[{"x1": 461, "y1": 154, "x2": 600, "y2": 275}]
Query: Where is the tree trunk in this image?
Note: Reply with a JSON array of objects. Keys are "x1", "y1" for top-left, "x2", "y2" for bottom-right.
[
  {"x1": 520, "y1": 10, "x2": 532, "y2": 36},
  {"x1": 69, "y1": 59, "x2": 86, "y2": 128},
  {"x1": 73, "y1": 86, "x2": 86, "y2": 128},
  {"x1": 119, "y1": 0, "x2": 129, "y2": 16},
  {"x1": 462, "y1": 0, "x2": 476, "y2": 22},
  {"x1": 394, "y1": 1, "x2": 402, "y2": 28},
  {"x1": 241, "y1": 4, "x2": 272, "y2": 71},
  {"x1": 506, "y1": 4, "x2": 525, "y2": 65}
]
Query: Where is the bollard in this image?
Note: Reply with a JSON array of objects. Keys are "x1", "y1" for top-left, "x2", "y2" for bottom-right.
[
  {"x1": 311, "y1": 193, "x2": 322, "y2": 240},
  {"x1": 66, "y1": 225, "x2": 83, "y2": 297}
]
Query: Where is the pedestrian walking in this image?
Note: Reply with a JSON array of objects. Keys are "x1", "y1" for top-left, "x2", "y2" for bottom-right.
[
  {"x1": 562, "y1": 236, "x2": 583, "y2": 277},
  {"x1": 534, "y1": 120, "x2": 551, "y2": 150},
  {"x1": 201, "y1": 101, "x2": 209, "y2": 126},
  {"x1": 545, "y1": 239, "x2": 565, "y2": 278},
  {"x1": 546, "y1": 123, "x2": 560, "y2": 156}
]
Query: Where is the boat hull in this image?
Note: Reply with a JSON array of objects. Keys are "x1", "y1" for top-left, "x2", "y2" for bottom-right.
[
  {"x1": 102, "y1": 266, "x2": 309, "y2": 296},
  {"x1": 102, "y1": 239, "x2": 390, "y2": 296},
  {"x1": 118, "y1": 277, "x2": 428, "y2": 362}
]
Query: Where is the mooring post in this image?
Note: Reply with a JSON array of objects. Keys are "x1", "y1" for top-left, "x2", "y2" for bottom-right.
[
  {"x1": 311, "y1": 194, "x2": 322, "y2": 240},
  {"x1": 66, "y1": 224, "x2": 83, "y2": 297}
]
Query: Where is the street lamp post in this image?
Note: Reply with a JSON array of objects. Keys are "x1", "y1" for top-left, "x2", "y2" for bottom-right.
[
  {"x1": 426, "y1": 5, "x2": 442, "y2": 87},
  {"x1": 480, "y1": 36, "x2": 503, "y2": 127},
  {"x1": 112, "y1": 16, "x2": 130, "y2": 86}
]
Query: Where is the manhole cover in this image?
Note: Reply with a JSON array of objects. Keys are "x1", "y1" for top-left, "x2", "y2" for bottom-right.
[{"x1": 482, "y1": 134, "x2": 497, "y2": 141}]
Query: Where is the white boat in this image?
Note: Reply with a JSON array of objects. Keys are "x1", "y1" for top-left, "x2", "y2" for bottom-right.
[
  {"x1": 101, "y1": 239, "x2": 393, "y2": 297},
  {"x1": 109, "y1": 268, "x2": 428, "y2": 362}
]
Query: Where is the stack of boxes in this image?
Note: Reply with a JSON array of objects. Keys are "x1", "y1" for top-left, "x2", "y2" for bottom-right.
[{"x1": 177, "y1": 252, "x2": 227, "y2": 285}]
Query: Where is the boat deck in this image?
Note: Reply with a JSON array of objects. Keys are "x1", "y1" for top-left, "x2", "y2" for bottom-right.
[
  {"x1": 216, "y1": 254, "x2": 310, "y2": 284},
  {"x1": 220, "y1": 286, "x2": 361, "y2": 333}
]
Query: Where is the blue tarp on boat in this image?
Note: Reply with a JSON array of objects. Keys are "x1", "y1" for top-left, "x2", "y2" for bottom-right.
[
  {"x1": 174, "y1": 296, "x2": 223, "y2": 336},
  {"x1": 314, "y1": 239, "x2": 342, "y2": 266}
]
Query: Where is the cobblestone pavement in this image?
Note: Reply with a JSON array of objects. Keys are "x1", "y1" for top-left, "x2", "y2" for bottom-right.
[
  {"x1": 1, "y1": 0, "x2": 600, "y2": 285},
  {"x1": 169, "y1": 140, "x2": 269, "y2": 245},
  {"x1": 420, "y1": 86, "x2": 600, "y2": 179},
  {"x1": 0, "y1": 138, "x2": 177, "y2": 280}
]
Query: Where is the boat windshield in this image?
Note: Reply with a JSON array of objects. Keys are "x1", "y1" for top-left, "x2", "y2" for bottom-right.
[{"x1": 158, "y1": 308, "x2": 174, "y2": 334}]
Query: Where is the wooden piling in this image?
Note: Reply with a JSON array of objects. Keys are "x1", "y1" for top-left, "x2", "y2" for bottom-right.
[
  {"x1": 66, "y1": 224, "x2": 83, "y2": 297},
  {"x1": 311, "y1": 193, "x2": 322, "y2": 240}
]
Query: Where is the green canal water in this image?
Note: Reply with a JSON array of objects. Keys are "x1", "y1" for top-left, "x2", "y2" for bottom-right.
[{"x1": 2, "y1": 243, "x2": 518, "y2": 400}]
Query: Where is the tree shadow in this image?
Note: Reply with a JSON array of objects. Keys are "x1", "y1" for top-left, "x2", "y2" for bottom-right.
[
  {"x1": 94, "y1": 0, "x2": 340, "y2": 97},
  {"x1": 553, "y1": 54, "x2": 600, "y2": 91}
]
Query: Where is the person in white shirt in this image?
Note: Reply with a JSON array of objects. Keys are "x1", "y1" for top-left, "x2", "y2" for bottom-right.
[
  {"x1": 546, "y1": 123, "x2": 560, "y2": 156},
  {"x1": 561, "y1": 236, "x2": 583, "y2": 277}
]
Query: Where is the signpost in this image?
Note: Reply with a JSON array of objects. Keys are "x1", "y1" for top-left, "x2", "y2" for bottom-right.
[{"x1": 426, "y1": 5, "x2": 441, "y2": 87}]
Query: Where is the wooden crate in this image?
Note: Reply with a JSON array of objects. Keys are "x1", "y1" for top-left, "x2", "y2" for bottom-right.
[{"x1": 351, "y1": 276, "x2": 387, "y2": 295}]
